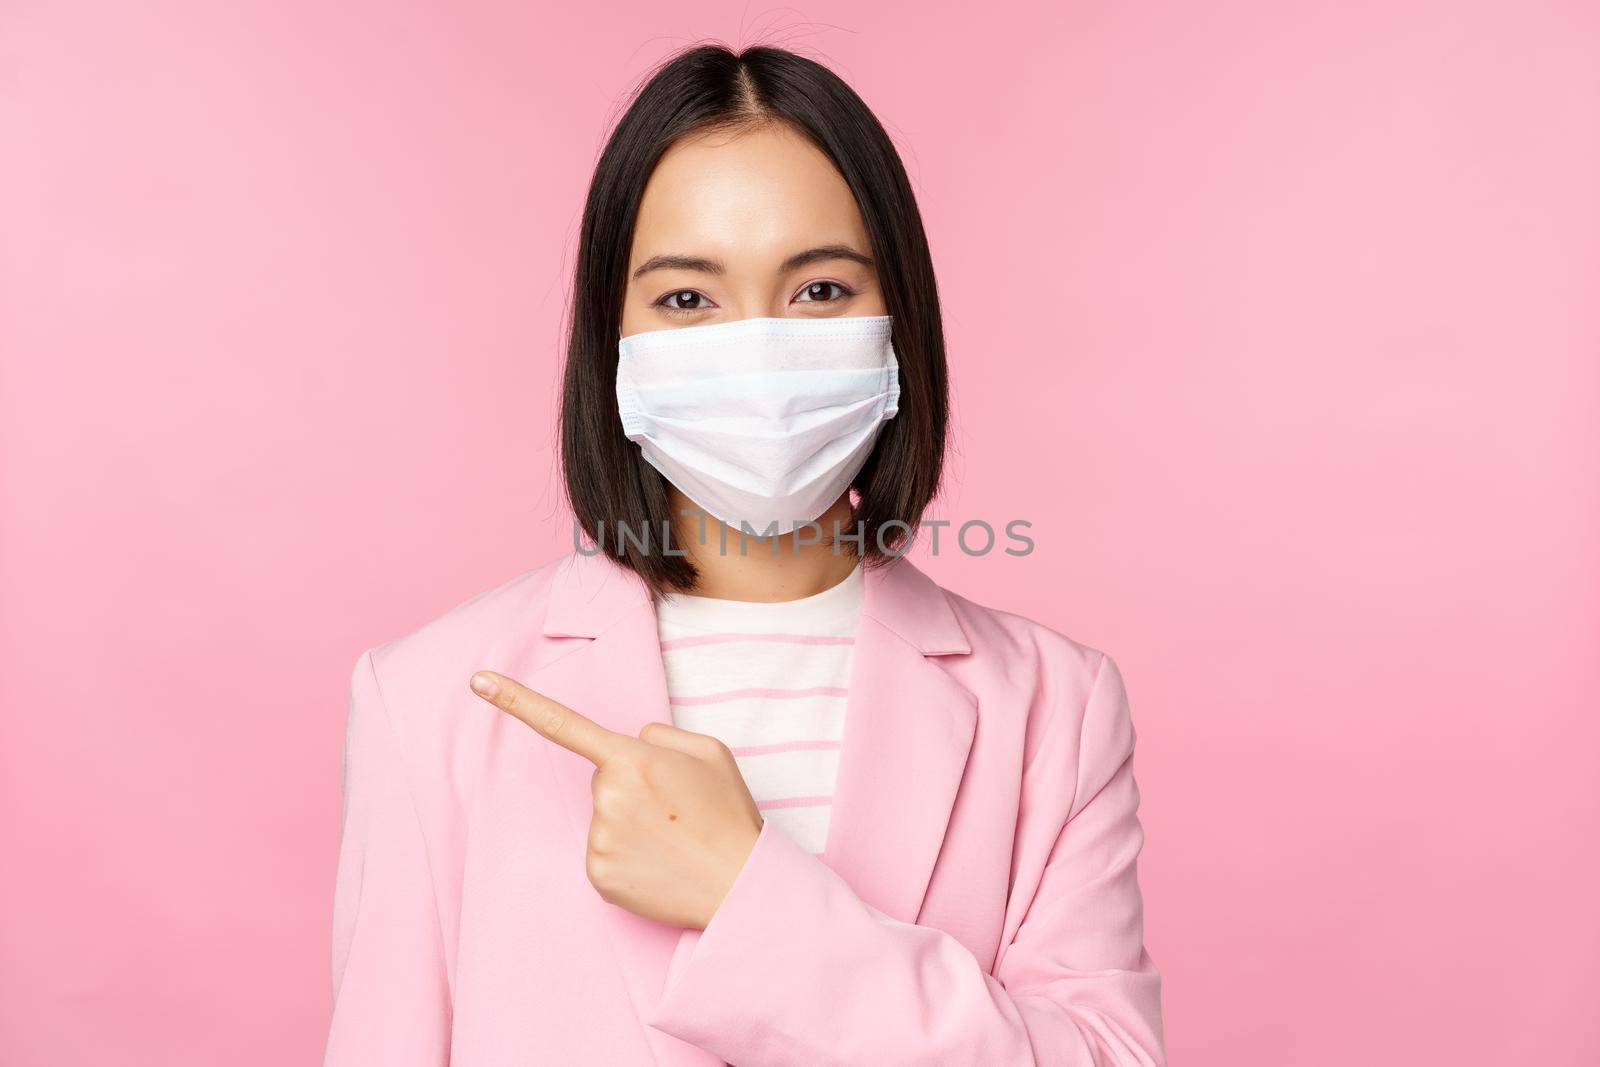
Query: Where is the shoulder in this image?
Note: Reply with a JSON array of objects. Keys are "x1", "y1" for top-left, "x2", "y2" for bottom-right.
[
  {"x1": 935, "y1": 573, "x2": 1113, "y2": 698},
  {"x1": 923, "y1": 568, "x2": 1135, "y2": 787},
  {"x1": 354, "y1": 554, "x2": 571, "y2": 727},
  {"x1": 372, "y1": 556, "x2": 563, "y2": 665}
]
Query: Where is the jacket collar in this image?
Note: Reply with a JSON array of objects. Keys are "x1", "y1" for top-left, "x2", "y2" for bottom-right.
[{"x1": 543, "y1": 546, "x2": 971, "y2": 656}]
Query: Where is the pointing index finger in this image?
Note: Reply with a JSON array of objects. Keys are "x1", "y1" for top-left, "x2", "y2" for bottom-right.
[{"x1": 470, "y1": 670, "x2": 624, "y2": 766}]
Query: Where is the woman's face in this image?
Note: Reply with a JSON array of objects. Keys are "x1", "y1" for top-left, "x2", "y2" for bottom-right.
[{"x1": 621, "y1": 122, "x2": 887, "y2": 338}]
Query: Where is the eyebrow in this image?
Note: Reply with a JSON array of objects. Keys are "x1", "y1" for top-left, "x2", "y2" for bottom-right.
[{"x1": 630, "y1": 243, "x2": 875, "y2": 282}]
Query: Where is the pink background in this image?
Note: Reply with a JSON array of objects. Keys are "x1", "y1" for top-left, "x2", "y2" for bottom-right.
[{"x1": 3, "y1": 2, "x2": 1597, "y2": 1064}]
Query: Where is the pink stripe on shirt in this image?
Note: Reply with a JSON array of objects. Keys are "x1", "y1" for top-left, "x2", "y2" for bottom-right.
[
  {"x1": 756, "y1": 795, "x2": 834, "y2": 811},
  {"x1": 729, "y1": 739, "x2": 844, "y2": 757}
]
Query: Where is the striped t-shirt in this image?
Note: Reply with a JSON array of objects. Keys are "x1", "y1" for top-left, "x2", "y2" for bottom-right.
[{"x1": 653, "y1": 563, "x2": 863, "y2": 855}]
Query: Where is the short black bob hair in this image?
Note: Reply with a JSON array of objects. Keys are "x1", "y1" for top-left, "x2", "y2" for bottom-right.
[{"x1": 560, "y1": 42, "x2": 948, "y2": 596}]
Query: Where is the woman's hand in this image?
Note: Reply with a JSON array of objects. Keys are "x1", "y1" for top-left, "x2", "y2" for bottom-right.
[{"x1": 468, "y1": 669, "x2": 763, "y2": 930}]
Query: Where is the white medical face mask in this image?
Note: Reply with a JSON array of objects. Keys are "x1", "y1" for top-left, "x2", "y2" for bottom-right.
[{"x1": 615, "y1": 314, "x2": 900, "y2": 536}]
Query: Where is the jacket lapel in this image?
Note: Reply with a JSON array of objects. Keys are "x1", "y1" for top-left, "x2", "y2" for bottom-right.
[
  {"x1": 519, "y1": 551, "x2": 692, "y2": 1060},
  {"x1": 822, "y1": 554, "x2": 977, "y2": 923},
  {"x1": 523, "y1": 548, "x2": 977, "y2": 1050}
]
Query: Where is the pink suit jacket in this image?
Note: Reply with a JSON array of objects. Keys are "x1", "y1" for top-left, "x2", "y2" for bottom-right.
[{"x1": 325, "y1": 548, "x2": 1166, "y2": 1066}]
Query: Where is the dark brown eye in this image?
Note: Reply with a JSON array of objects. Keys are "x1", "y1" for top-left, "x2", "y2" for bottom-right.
[
  {"x1": 796, "y1": 281, "x2": 852, "y2": 303},
  {"x1": 654, "y1": 290, "x2": 712, "y2": 314}
]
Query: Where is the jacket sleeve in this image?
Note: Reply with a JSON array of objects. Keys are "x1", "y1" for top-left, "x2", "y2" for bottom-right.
[
  {"x1": 645, "y1": 652, "x2": 1165, "y2": 1067},
  {"x1": 324, "y1": 649, "x2": 453, "y2": 1065}
]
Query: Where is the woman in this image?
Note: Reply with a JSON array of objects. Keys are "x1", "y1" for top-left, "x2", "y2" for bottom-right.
[{"x1": 325, "y1": 42, "x2": 1166, "y2": 1066}]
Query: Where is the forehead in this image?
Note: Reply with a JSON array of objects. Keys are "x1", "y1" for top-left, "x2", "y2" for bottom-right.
[{"x1": 630, "y1": 123, "x2": 869, "y2": 266}]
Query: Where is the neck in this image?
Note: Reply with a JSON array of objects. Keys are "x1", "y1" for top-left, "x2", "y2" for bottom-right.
[{"x1": 668, "y1": 491, "x2": 860, "y2": 602}]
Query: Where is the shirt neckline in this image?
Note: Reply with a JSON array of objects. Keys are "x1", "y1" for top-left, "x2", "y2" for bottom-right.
[{"x1": 653, "y1": 563, "x2": 865, "y2": 632}]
